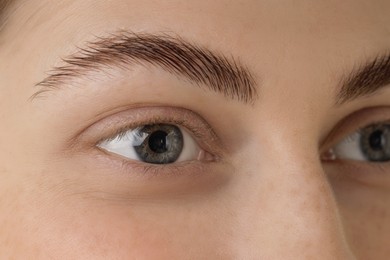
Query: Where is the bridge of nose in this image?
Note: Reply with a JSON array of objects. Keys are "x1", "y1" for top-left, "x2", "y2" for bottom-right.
[{"x1": 225, "y1": 128, "x2": 356, "y2": 259}]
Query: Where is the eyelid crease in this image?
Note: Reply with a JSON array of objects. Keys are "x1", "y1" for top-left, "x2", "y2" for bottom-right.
[{"x1": 31, "y1": 30, "x2": 258, "y2": 104}]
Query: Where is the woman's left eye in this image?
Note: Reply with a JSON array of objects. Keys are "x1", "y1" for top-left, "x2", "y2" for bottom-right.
[
  {"x1": 97, "y1": 124, "x2": 201, "y2": 164},
  {"x1": 326, "y1": 123, "x2": 390, "y2": 162}
]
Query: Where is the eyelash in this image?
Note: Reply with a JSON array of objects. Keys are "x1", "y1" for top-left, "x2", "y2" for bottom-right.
[
  {"x1": 94, "y1": 107, "x2": 215, "y2": 142},
  {"x1": 97, "y1": 118, "x2": 201, "y2": 144}
]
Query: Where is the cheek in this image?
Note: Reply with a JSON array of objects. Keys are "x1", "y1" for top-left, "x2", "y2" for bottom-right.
[
  {"x1": 19, "y1": 181, "x2": 234, "y2": 259},
  {"x1": 39, "y1": 205, "x2": 174, "y2": 259},
  {"x1": 15, "y1": 194, "x2": 172, "y2": 258},
  {"x1": 0, "y1": 175, "x2": 28, "y2": 257},
  {"x1": 0, "y1": 170, "x2": 172, "y2": 259},
  {"x1": 328, "y1": 171, "x2": 390, "y2": 259}
]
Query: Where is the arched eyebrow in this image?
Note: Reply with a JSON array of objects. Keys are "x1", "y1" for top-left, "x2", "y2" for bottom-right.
[
  {"x1": 336, "y1": 52, "x2": 390, "y2": 105},
  {"x1": 32, "y1": 31, "x2": 258, "y2": 104}
]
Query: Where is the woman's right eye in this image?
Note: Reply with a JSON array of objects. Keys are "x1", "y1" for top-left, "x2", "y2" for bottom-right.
[{"x1": 97, "y1": 123, "x2": 203, "y2": 164}]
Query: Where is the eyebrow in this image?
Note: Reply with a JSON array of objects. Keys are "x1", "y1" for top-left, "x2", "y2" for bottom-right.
[
  {"x1": 0, "y1": 0, "x2": 13, "y2": 32},
  {"x1": 336, "y1": 52, "x2": 390, "y2": 105},
  {"x1": 32, "y1": 31, "x2": 258, "y2": 104}
]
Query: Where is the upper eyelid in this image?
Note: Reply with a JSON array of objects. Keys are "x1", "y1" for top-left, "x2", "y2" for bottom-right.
[
  {"x1": 96, "y1": 111, "x2": 215, "y2": 145},
  {"x1": 75, "y1": 106, "x2": 225, "y2": 156},
  {"x1": 97, "y1": 119, "x2": 198, "y2": 145}
]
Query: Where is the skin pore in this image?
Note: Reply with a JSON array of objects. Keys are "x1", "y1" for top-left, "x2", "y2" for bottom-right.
[{"x1": 0, "y1": 0, "x2": 390, "y2": 259}]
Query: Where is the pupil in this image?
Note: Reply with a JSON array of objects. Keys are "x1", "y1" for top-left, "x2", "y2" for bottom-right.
[
  {"x1": 369, "y1": 130, "x2": 385, "y2": 151},
  {"x1": 148, "y1": 130, "x2": 168, "y2": 153}
]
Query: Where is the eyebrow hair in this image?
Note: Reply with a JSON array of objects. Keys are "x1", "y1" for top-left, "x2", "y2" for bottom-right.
[
  {"x1": 0, "y1": 0, "x2": 13, "y2": 15},
  {"x1": 0, "y1": 0, "x2": 13, "y2": 31},
  {"x1": 336, "y1": 52, "x2": 390, "y2": 105},
  {"x1": 32, "y1": 31, "x2": 257, "y2": 104}
]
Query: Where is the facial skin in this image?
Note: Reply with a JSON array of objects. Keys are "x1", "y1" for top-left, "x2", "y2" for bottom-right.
[{"x1": 0, "y1": 0, "x2": 390, "y2": 259}]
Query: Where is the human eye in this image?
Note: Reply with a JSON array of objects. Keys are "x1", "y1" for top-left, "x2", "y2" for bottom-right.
[
  {"x1": 98, "y1": 123, "x2": 204, "y2": 164},
  {"x1": 89, "y1": 106, "x2": 221, "y2": 175},
  {"x1": 324, "y1": 122, "x2": 390, "y2": 162},
  {"x1": 321, "y1": 107, "x2": 390, "y2": 186},
  {"x1": 61, "y1": 106, "x2": 229, "y2": 198}
]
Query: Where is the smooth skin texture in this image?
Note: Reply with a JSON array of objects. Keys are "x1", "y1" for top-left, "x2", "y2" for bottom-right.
[{"x1": 1, "y1": 0, "x2": 390, "y2": 259}]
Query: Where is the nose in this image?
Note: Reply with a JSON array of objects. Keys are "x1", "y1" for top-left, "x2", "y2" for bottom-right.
[{"x1": 231, "y1": 134, "x2": 356, "y2": 259}]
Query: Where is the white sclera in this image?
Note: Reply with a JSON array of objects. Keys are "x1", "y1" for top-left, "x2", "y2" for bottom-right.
[{"x1": 332, "y1": 132, "x2": 366, "y2": 161}]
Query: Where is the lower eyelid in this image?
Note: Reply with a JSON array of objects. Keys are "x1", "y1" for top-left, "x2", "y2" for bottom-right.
[{"x1": 92, "y1": 148, "x2": 221, "y2": 179}]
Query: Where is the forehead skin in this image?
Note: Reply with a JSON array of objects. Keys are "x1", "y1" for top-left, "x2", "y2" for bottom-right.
[
  {"x1": 1, "y1": 0, "x2": 389, "y2": 106},
  {"x1": 0, "y1": 0, "x2": 390, "y2": 259}
]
